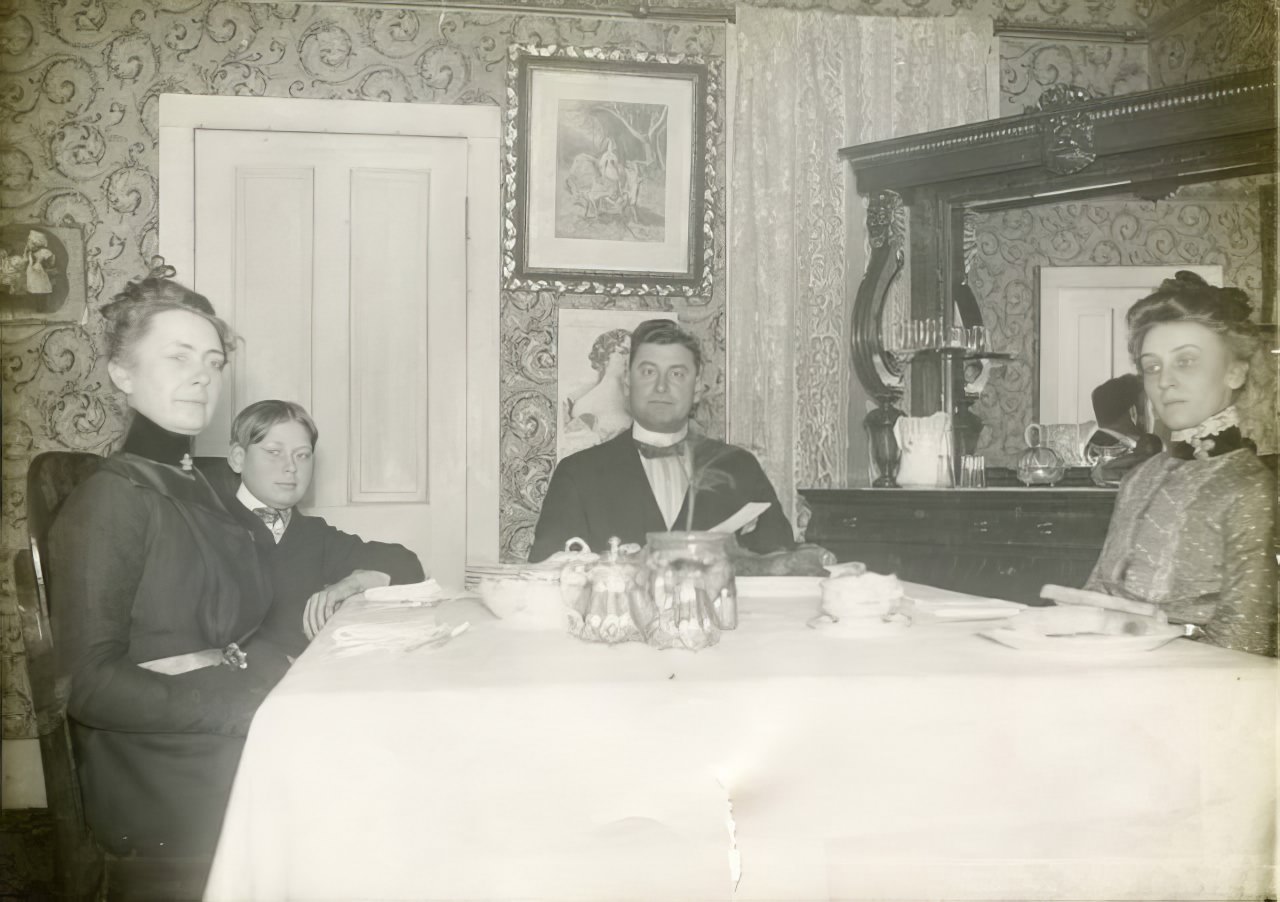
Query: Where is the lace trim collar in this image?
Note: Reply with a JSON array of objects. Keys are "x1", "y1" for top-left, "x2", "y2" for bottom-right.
[{"x1": 1170, "y1": 405, "x2": 1239, "y2": 443}]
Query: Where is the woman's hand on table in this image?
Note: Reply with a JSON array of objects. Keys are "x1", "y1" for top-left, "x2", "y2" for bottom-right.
[{"x1": 303, "y1": 570, "x2": 391, "y2": 640}]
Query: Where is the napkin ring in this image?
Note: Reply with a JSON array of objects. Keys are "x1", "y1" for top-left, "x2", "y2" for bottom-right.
[{"x1": 221, "y1": 642, "x2": 249, "y2": 670}]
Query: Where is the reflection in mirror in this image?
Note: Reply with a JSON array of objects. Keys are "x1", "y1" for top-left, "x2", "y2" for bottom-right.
[{"x1": 969, "y1": 174, "x2": 1276, "y2": 467}]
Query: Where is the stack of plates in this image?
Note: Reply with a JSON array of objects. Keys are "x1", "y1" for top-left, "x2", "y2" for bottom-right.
[{"x1": 464, "y1": 561, "x2": 561, "y2": 591}]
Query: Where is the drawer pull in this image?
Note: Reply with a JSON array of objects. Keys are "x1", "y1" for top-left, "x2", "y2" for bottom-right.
[
  {"x1": 972, "y1": 519, "x2": 989, "y2": 533},
  {"x1": 1037, "y1": 521, "x2": 1055, "y2": 535},
  {"x1": 841, "y1": 516, "x2": 859, "y2": 528}
]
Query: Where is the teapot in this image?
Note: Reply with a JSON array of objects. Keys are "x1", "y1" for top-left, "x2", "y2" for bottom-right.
[
  {"x1": 559, "y1": 537, "x2": 645, "y2": 644},
  {"x1": 1017, "y1": 424, "x2": 1067, "y2": 486}
]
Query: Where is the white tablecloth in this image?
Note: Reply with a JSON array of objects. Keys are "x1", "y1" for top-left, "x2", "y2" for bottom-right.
[{"x1": 205, "y1": 584, "x2": 1276, "y2": 901}]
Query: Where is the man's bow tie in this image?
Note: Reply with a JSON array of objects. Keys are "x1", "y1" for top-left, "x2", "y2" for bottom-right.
[{"x1": 635, "y1": 437, "x2": 687, "y2": 459}]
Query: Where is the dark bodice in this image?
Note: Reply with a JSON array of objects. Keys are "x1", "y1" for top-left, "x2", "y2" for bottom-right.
[{"x1": 49, "y1": 415, "x2": 288, "y2": 855}]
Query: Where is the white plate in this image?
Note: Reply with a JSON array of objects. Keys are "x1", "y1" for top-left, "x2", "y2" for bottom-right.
[
  {"x1": 977, "y1": 626, "x2": 1184, "y2": 655},
  {"x1": 806, "y1": 612, "x2": 912, "y2": 637},
  {"x1": 736, "y1": 576, "x2": 825, "y2": 599},
  {"x1": 977, "y1": 607, "x2": 1184, "y2": 655}
]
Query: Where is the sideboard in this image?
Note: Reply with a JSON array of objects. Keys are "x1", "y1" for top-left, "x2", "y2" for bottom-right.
[{"x1": 800, "y1": 488, "x2": 1117, "y2": 605}]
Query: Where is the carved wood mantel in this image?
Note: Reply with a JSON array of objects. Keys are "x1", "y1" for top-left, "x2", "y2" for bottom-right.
[{"x1": 840, "y1": 68, "x2": 1277, "y2": 442}]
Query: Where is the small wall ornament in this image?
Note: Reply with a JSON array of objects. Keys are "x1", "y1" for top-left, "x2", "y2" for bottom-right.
[{"x1": 0, "y1": 224, "x2": 87, "y2": 325}]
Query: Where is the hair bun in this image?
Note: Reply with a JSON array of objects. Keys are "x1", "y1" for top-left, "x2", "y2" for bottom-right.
[
  {"x1": 102, "y1": 256, "x2": 188, "y2": 318},
  {"x1": 1216, "y1": 285, "x2": 1253, "y2": 322},
  {"x1": 145, "y1": 255, "x2": 177, "y2": 281},
  {"x1": 1154, "y1": 271, "x2": 1253, "y2": 322}
]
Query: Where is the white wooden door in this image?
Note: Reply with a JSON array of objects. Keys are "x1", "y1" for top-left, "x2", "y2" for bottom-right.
[
  {"x1": 192, "y1": 129, "x2": 467, "y2": 588},
  {"x1": 1039, "y1": 265, "x2": 1222, "y2": 424}
]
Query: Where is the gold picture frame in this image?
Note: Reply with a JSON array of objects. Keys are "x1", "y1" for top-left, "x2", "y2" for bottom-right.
[{"x1": 503, "y1": 45, "x2": 718, "y2": 296}]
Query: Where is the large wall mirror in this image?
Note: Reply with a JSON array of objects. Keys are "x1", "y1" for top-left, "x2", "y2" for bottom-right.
[
  {"x1": 842, "y1": 69, "x2": 1277, "y2": 473},
  {"x1": 973, "y1": 175, "x2": 1274, "y2": 464}
]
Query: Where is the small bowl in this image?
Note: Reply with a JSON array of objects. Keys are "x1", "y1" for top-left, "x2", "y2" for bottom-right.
[
  {"x1": 478, "y1": 578, "x2": 566, "y2": 630},
  {"x1": 818, "y1": 573, "x2": 903, "y2": 619}
]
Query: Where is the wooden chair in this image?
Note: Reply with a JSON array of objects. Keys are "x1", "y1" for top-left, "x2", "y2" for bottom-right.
[{"x1": 15, "y1": 451, "x2": 210, "y2": 901}]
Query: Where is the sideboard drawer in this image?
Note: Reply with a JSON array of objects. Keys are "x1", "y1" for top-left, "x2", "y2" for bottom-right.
[
  {"x1": 1009, "y1": 505, "x2": 1114, "y2": 549},
  {"x1": 800, "y1": 487, "x2": 1117, "y2": 603},
  {"x1": 817, "y1": 507, "x2": 943, "y2": 544}
]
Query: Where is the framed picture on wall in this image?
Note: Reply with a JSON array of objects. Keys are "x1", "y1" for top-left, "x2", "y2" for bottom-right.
[
  {"x1": 504, "y1": 45, "x2": 717, "y2": 296},
  {"x1": 0, "y1": 224, "x2": 87, "y2": 326}
]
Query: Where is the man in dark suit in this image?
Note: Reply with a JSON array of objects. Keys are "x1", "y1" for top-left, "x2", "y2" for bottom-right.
[{"x1": 529, "y1": 319, "x2": 795, "y2": 561}]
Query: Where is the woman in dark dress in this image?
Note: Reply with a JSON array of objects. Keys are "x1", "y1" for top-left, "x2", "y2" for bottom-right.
[
  {"x1": 50, "y1": 271, "x2": 289, "y2": 856},
  {"x1": 1086, "y1": 272, "x2": 1276, "y2": 656}
]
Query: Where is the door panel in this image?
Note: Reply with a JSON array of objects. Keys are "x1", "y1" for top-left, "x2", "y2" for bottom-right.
[
  {"x1": 192, "y1": 129, "x2": 467, "y2": 588},
  {"x1": 348, "y1": 168, "x2": 431, "y2": 503},
  {"x1": 234, "y1": 168, "x2": 315, "y2": 415}
]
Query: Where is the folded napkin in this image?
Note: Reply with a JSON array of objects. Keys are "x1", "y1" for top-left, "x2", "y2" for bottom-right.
[
  {"x1": 923, "y1": 603, "x2": 1021, "y2": 621},
  {"x1": 909, "y1": 597, "x2": 1022, "y2": 622},
  {"x1": 362, "y1": 579, "x2": 448, "y2": 604},
  {"x1": 328, "y1": 619, "x2": 470, "y2": 658},
  {"x1": 823, "y1": 561, "x2": 868, "y2": 578}
]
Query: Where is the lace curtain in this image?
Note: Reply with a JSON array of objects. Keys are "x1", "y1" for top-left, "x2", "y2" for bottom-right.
[{"x1": 728, "y1": 10, "x2": 996, "y2": 529}]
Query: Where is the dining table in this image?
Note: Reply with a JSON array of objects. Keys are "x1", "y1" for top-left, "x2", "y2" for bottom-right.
[{"x1": 203, "y1": 580, "x2": 1276, "y2": 901}]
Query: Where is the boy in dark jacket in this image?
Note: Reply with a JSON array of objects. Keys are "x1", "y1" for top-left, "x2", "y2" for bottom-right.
[{"x1": 224, "y1": 400, "x2": 424, "y2": 657}]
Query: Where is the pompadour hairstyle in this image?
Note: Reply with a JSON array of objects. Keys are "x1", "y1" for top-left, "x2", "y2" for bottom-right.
[
  {"x1": 1127, "y1": 270, "x2": 1260, "y2": 366},
  {"x1": 628, "y1": 319, "x2": 703, "y2": 371}
]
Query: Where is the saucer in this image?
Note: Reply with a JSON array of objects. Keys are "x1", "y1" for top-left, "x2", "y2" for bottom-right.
[{"x1": 806, "y1": 612, "x2": 911, "y2": 637}]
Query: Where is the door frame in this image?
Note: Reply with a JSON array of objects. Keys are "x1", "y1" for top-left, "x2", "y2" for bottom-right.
[{"x1": 159, "y1": 94, "x2": 501, "y2": 563}]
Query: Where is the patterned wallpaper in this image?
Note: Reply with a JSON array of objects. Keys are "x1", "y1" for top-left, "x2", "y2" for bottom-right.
[
  {"x1": 0, "y1": 0, "x2": 725, "y2": 740},
  {"x1": 970, "y1": 182, "x2": 1271, "y2": 466},
  {"x1": 1150, "y1": 0, "x2": 1277, "y2": 87},
  {"x1": 736, "y1": 0, "x2": 1179, "y2": 27},
  {"x1": 999, "y1": 35, "x2": 1148, "y2": 115},
  {"x1": 305, "y1": 0, "x2": 1188, "y2": 29}
]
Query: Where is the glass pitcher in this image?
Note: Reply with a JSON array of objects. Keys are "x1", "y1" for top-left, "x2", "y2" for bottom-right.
[
  {"x1": 631, "y1": 531, "x2": 737, "y2": 650},
  {"x1": 1017, "y1": 424, "x2": 1067, "y2": 486}
]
